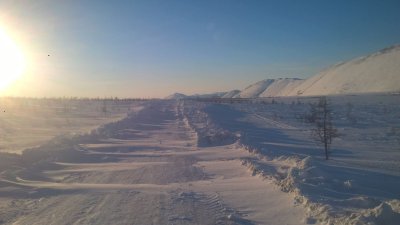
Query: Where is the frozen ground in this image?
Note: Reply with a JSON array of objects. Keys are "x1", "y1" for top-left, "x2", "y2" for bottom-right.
[{"x1": 0, "y1": 100, "x2": 305, "y2": 225}]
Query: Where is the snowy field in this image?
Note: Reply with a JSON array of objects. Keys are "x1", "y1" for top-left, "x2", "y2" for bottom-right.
[
  {"x1": 0, "y1": 98, "x2": 142, "y2": 154},
  {"x1": 186, "y1": 94, "x2": 400, "y2": 224},
  {"x1": 0, "y1": 96, "x2": 399, "y2": 224}
]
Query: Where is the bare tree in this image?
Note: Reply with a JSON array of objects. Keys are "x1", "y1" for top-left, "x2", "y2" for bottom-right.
[{"x1": 311, "y1": 96, "x2": 338, "y2": 160}]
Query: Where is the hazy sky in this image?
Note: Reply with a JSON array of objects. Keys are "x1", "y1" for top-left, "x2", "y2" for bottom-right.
[{"x1": 1, "y1": 0, "x2": 400, "y2": 98}]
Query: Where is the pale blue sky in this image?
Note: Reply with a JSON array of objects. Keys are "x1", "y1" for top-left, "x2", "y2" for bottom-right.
[{"x1": 1, "y1": 0, "x2": 400, "y2": 97}]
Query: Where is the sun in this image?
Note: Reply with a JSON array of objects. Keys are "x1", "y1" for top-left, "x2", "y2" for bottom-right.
[{"x1": 0, "y1": 27, "x2": 26, "y2": 91}]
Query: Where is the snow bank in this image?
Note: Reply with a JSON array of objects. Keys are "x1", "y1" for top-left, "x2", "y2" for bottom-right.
[{"x1": 180, "y1": 100, "x2": 238, "y2": 147}]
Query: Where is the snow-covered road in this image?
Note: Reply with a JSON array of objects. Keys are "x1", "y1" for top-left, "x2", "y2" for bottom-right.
[{"x1": 0, "y1": 101, "x2": 305, "y2": 225}]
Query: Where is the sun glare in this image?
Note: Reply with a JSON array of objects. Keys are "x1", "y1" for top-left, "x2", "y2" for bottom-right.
[{"x1": 0, "y1": 27, "x2": 26, "y2": 92}]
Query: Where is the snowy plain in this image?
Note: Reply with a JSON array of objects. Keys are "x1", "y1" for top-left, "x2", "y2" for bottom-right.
[
  {"x1": 0, "y1": 98, "x2": 139, "y2": 154},
  {"x1": 0, "y1": 96, "x2": 399, "y2": 224}
]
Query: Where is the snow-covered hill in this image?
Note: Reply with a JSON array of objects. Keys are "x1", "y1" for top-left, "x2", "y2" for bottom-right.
[
  {"x1": 222, "y1": 90, "x2": 241, "y2": 98},
  {"x1": 192, "y1": 92, "x2": 227, "y2": 98},
  {"x1": 167, "y1": 45, "x2": 400, "y2": 99},
  {"x1": 259, "y1": 78, "x2": 304, "y2": 97},
  {"x1": 165, "y1": 92, "x2": 227, "y2": 99},
  {"x1": 234, "y1": 79, "x2": 275, "y2": 98},
  {"x1": 165, "y1": 93, "x2": 187, "y2": 99},
  {"x1": 287, "y1": 45, "x2": 400, "y2": 96},
  {"x1": 233, "y1": 45, "x2": 400, "y2": 98},
  {"x1": 233, "y1": 78, "x2": 303, "y2": 98}
]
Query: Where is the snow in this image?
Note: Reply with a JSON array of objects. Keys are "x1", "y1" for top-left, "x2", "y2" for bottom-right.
[
  {"x1": 185, "y1": 94, "x2": 400, "y2": 224},
  {"x1": 1, "y1": 47, "x2": 399, "y2": 225},
  {"x1": 288, "y1": 45, "x2": 400, "y2": 96},
  {"x1": 191, "y1": 92, "x2": 228, "y2": 98},
  {"x1": 166, "y1": 92, "x2": 228, "y2": 99},
  {"x1": 167, "y1": 45, "x2": 400, "y2": 99},
  {"x1": 235, "y1": 79, "x2": 275, "y2": 98},
  {"x1": 222, "y1": 90, "x2": 241, "y2": 98},
  {"x1": 0, "y1": 97, "x2": 140, "y2": 154},
  {"x1": 0, "y1": 99, "x2": 306, "y2": 225},
  {"x1": 259, "y1": 78, "x2": 304, "y2": 97},
  {"x1": 233, "y1": 78, "x2": 305, "y2": 98},
  {"x1": 165, "y1": 92, "x2": 188, "y2": 99},
  {"x1": 0, "y1": 96, "x2": 399, "y2": 224},
  {"x1": 241, "y1": 45, "x2": 400, "y2": 98}
]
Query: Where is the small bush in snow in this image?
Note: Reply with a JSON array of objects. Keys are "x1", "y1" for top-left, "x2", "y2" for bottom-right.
[{"x1": 310, "y1": 96, "x2": 338, "y2": 160}]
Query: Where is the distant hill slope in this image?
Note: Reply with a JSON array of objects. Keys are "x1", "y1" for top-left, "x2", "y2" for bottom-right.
[
  {"x1": 191, "y1": 92, "x2": 227, "y2": 98},
  {"x1": 222, "y1": 90, "x2": 241, "y2": 98},
  {"x1": 287, "y1": 45, "x2": 400, "y2": 96},
  {"x1": 235, "y1": 79, "x2": 275, "y2": 98},
  {"x1": 165, "y1": 92, "x2": 227, "y2": 99},
  {"x1": 259, "y1": 78, "x2": 304, "y2": 97},
  {"x1": 165, "y1": 93, "x2": 187, "y2": 99},
  {"x1": 166, "y1": 45, "x2": 400, "y2": 99}
]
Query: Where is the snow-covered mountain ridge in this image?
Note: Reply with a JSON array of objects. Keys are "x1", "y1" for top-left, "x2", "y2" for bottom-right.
[
  {"x1": 166, "y1": 45, "x2": 400, "y2": 99},
  {"x1": 287, "y1": 44, "x2": 400, "y2": 96}
]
